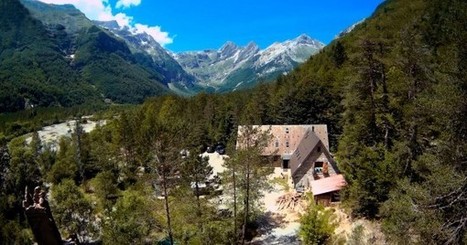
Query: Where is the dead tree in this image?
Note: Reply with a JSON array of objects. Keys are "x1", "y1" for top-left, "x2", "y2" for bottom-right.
[{"x1": 23, "y1": 186, "x2": 62, "y2": 245}]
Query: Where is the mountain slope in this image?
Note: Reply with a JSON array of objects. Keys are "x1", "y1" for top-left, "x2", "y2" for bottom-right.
[
  {"x1": 94, "y1": 20, "x2": 198, "y2": 90},
  {"x1": 4, "y1": 0, "x2": 328, "y2": 107},
  {"x1": 73, "y1": 25, "x2": 169, "y2": 103},
  {"x1": 22, "y1": 0, "x2": 170, "y2": 104},
  {"x1": 21, "y1": 0, "x2": 93, "y2": 35},
  {"x1": 0, "y1": 0, "x2": 170, "y2": 113},
  {"x1": 173, "y1": 34, "x2": 324, "y2": 92},
  {"x1": 0, "y1": 0, "x2": 100, "y2": 112},
  {"x1": 252, "y1": 0, "x2": 466, "y2": 243}
]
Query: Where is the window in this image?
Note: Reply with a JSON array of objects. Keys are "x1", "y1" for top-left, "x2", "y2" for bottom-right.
[
  {"x1": 312, "y1": 126, "x2": 314, "y2": 132},
  {"x1": 317, "y1": 146, "x2": 321, "y2": 153},
  {"x1": 285, "y1": 127, "x2": 289, "y2": 134},
  {"x1": 314, "y1": 162, "x2": 323, "y2": 174},
  {"x1": 286, "y1": 141, "x2": 289, "y2": 147},
  {"x1": 275, "y1": 140, "x2": 279, "y2": 147}
]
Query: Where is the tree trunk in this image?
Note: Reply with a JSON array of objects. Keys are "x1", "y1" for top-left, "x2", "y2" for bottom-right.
[
  {"x1": 75, "y1": 118, "x2": 84, "y2": 183},
  {"x1": 195, "y1": 175, "x2": 201, "y2": 217},
  {"x1": 162, "y1": 167, "x2": 174, "y2": 245},
  {"x1": 232, "y1": 161, "x2": 237, "y2": 242},
  {"x1": 241, "y1": 160, "x2": 251, "y2": 244},
  {"x1": 195, "y1": 178, "x2": 203, "y2": 235},
  {"x1": 380, "y1": 62, "x2": 391, "y2": 149}
]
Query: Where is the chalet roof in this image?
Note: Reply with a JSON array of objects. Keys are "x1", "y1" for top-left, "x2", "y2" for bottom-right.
[
  {"x1": 310, "y1": 174, "x2": 346, "y2": 196},
  {"x1": 289, "y1": 128, "x2": 321, "y2": 175},
  {"x1": 237, "y1": 125, "x2": 329, "y2": 156}
]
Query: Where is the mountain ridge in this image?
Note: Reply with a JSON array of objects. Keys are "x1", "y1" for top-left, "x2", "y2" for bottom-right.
[
  {"x1": 21, "y1": 0, "x2": 326, "y2": 95},
  {"x1": 0, "y1": 0, "x2": 170, "y2": 113},
  {"x1": 172, "y1": 34, "x2": 324, "y2": 92},
  {"x1": 6, "y1": 0, "x2": 326, "y2": 110},
  {"x1": 93, "y1": 20, "x2": 198, "y2": 89}
]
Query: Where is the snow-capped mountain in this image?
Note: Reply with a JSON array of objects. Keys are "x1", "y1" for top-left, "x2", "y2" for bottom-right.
[
  {"x1": 16, "y1": 0, "x2": 324, "y2": 98},
  {"x1": 94, "y1": 20, "x2": 197, "y2": 89},
  {"x1": 93, "y1": 19, "x2": 323, "y2": 93},
  {"x1": 257, "y1": 34, "x2": 323, "y2": 66},
  {"x1": 95, "y1": 19, "x2": 324, "y2": 93},
  {"x1": 172, "y1": 41, "x2": 259, "y2": 89},
  {"x1": 336, "y1": 19, "x2": 366, "y2": 39},
  {"x1": 173, "y1": 34, "x2": 324, "y2": 92}
]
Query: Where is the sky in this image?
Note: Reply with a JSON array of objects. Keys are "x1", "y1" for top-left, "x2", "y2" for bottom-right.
[{"x1": 37, "y1": 0, "x2": 384, "y2": 52}]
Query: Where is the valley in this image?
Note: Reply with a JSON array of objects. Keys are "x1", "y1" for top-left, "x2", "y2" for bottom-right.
[
  {"x1": 0, "y1": 0, "x2": 465, "y2": 244},
  {"x1": 0, "y1": 0, "x2": 325, "y2": 114}
]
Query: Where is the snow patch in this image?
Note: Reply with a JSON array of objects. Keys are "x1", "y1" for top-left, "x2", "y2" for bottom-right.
[{"x1": 258, "y1": 42, "x2": 287, "y2": 66}]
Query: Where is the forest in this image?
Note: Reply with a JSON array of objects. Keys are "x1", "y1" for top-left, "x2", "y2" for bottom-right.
[
  {"x1": 0, "y1": 0, "x2": 466, "y2": 244},
  {"x1": 0, "y1": 0, "x2": 169, "y2": 113}
]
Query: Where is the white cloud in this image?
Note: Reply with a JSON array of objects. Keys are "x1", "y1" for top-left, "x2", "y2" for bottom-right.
[
  {"x1": 134, "y1": 24, "x2": 173, "y2": 46},
  {"x1": 38, "y1": 0, "x2": 112, "y2": 21},
  {"x1": 37, "y1": 0, "x2": 173, "y2": 47},
  {"x1": 115, "y1": 0, "x2": 141, "y2": 9},
  {"x1": 113, "y1": 12, "x2": 133, "y2": 27}
]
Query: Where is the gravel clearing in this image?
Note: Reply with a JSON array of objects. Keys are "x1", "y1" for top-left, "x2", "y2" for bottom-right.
[{"x1": 25, "y1": 117, "x2": 106, "y2": 149}]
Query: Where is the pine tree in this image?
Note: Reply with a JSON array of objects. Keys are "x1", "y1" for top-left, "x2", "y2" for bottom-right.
[
  {"x1": 51, "y1": 179, "x2": 97, "y2": 242},
  {"x1": 224, "y1": 125, "x2": 273, "y2": 243},
  {"x1": 181, "y1": 153, "x2": 212, "y2": 218}
]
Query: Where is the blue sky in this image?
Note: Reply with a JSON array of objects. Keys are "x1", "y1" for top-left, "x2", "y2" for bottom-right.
[{"x1": 38, "y1": 0, "x2": 384, "y2": 52}]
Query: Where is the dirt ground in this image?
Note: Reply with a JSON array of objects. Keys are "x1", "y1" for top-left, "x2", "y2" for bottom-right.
[
  {"x1": 250, "y1": 168, "x2": 302, "y2": 244},
  {"x1": 25, "y1": 118, "x2": 106, "y2": 148},
  {"x1": 203, "y1": 154, "x2": 386, "y2": 244}
]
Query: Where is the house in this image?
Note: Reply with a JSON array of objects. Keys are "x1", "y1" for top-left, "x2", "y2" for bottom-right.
[{"x1": 237, "y1": 125, "x2": 345, "y2": 204}]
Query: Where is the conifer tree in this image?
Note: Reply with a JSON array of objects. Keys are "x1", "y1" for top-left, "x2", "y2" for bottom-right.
[{"x1": 224, "y1": 125, "x2": 272, "y2": 243}]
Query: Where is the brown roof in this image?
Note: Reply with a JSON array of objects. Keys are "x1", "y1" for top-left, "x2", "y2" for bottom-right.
[
  {"x1": 289, "y1": 129, "x2": 323, "y2": 175},
  {"x1": 310, "y1": 174, "x2": 346, "y2": 196},
  {"x1": 237, "y1": 125, "x2": 329, "y2": 156}
]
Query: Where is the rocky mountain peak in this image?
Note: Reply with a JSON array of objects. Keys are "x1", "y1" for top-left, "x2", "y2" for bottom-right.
[
  {"x1": 219, "y1": 41, "x2": 239, "y2": 58},
  {"x1": 94, "y1": 20, "x2": 120, "y2": 30},
  {"x1": 234, "y1": 41, "x2": 260, "y2": 62},
  {"x1": 295, "y1": 33, "x2": 312, "y2": 42},
  {"x1": 174, "y1": 34, "x2": 323, "y2": 93},
  {"x1": 244, "y1": 41, "x2": 259, "y2": 53},
  {"x1": 293, "y1": 34, "x2": 323, "y2": 47}
]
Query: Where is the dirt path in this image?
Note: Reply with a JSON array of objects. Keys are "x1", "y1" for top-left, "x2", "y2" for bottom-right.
[{"x1": 251, "y1": 169, "x2": 302, "y2": 244}]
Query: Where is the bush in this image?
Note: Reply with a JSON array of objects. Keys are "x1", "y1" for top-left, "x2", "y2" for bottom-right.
[{"x1": 299, "y1": 197, "x2": 337, "y2": 244}]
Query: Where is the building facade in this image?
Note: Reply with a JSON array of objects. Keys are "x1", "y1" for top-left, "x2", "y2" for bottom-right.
[{"x1": 237, "y1": 125, "x2": 345, "y2": 203}]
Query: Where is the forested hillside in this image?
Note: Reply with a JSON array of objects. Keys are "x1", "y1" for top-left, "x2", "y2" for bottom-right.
[
  {"x1": 0, "y1": 0, "x2": 99, "y2": 112},
  {"x1": 276, "y1": 0, "x2": 466, "y2": 242},
  {"x1": 334, "y1": 1, "x2": 466, "y2": 243},
  {"x1": 0, "y1": 0, "x2": 168, "y2": 113},
  {"x1": 0, "y1": 0, "x2": 465, "y2": 244}
]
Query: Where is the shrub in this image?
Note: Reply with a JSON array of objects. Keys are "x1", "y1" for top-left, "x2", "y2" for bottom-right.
[{"x1": 299, "y1": 196, "x2": 337, "y2": 244}]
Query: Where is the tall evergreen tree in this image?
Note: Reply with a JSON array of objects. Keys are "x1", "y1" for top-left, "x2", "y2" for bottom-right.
[{"x1": 224, "y1": 125, "x2": 272, "y2": 243}]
